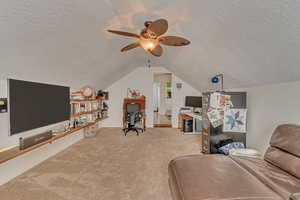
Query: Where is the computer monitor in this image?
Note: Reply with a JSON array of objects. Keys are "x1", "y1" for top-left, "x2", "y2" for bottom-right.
[{"x1": 185, "y1": 96, "x2": 202, "y2": 108}]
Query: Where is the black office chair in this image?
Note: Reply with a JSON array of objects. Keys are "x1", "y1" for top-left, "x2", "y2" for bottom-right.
[{"x1": 123, "y1": 103, "x2": 144, "y2": 136}]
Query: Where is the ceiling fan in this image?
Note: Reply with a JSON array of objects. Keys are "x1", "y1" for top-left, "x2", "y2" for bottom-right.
[{"x1": 107, "y1": 19, "x2": 191, "y2": 57}]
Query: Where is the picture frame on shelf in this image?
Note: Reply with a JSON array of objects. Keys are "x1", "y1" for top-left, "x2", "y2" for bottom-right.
[{"x1": 0, "y1": 98, "x2": 7, "y2": 113}]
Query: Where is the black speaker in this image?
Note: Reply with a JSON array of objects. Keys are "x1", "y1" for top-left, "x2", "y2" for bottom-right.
[{"x1": 19, "y1": 131, "x2": 53, "y2": 150}]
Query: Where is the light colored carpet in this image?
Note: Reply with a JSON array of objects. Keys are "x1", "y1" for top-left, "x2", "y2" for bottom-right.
[{"x1": 0, "y1": 128, "x2": 201, "y2": 200}]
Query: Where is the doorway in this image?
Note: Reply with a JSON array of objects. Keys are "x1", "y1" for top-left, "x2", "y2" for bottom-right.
[{"x1": 153, "y1": 73, "x2": 172, "y2": 127}]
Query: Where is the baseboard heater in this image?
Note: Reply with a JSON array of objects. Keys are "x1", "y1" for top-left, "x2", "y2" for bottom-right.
[{"x1": 19, "y1": 131, "x2": 53, "y2": 150}]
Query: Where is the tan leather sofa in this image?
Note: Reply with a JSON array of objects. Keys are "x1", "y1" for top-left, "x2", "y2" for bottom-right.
[{"x1": 168, "y1": 124, "x2": 300, "y2": 200}]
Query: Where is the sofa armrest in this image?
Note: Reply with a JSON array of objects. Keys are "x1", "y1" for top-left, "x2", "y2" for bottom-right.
[{"x1": 290, "y1": 193, "x2": 300, "y2": 200}]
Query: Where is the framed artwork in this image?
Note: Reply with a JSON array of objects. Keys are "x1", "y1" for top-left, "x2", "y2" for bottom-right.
[
  {"x1": 165, "y1": 82, "x2": 172, "y2": 98},
  {"x1": 210, "y1": 92, "x2": 233, "y2": 109},
  {"x1": 0, "y1": 98, "x2": 7, "y2": 113},
  {"x1": 207, "y1": 109, "x2": 223, "y2": 128},
  {"x1": 223, "y1": 109, "x2": 247, "y2": 132}
]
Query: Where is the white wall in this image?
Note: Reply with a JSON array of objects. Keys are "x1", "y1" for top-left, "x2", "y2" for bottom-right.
[
  {"x1": 172, "y1": 75, "x2": 202, "y2": 128},
  {"x1": 103, "y1": 67, "x2": 201, "y2": 128},
  {"x1": 0, "y1": 78, "x2": 81, "y2": 149},
  {"x1": 102, "y1": 67, "x2": 158, "y2": 128},
  {"x1": 0, "y1": 79, "x2": 72, "y2": 149},
  {"x1": 0, "y1": 70, "x2": 96, "y2": 149},
  {"x1": 245, "y1": 81, "x2": 300, "y2": 153}
]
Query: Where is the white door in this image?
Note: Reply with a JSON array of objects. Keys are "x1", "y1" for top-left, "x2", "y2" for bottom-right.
[{"x1": 153, "y1": 83, "x2": 160, "y2": 112}]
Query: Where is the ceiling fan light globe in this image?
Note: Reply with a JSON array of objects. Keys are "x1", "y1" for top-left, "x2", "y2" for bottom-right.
[{"x1": 140, "y1": 39, "x2": 158, "y2": 51}]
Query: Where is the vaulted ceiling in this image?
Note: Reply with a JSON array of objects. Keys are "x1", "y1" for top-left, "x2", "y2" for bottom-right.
[{"x1": 1, "y1": 0, "x2": 300, "y2": 90}]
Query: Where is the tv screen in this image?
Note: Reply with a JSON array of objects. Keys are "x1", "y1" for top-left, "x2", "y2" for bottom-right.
[
  {"x1": 9, "y1": 79, "x2": 70, "y2": 135},
  {"x1": 185, "y1": 96, "x2": 202, "y2": 108}
]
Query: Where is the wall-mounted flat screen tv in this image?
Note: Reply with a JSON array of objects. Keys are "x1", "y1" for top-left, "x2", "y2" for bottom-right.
[
  {"x1": 9, "y1": 79, "x2": 70, "y2": 135},
  {"x1": 185, "y1": 96, "x2": 202, "y2": 108}
]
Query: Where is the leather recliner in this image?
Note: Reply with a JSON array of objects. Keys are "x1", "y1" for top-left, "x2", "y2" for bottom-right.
[{"x1": 168, "y1": 124, "x2": 300, "y2": 200}]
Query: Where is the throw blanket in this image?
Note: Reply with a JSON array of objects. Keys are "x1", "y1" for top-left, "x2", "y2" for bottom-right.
[{"x1": 218, "y1": 142, "x2": 245, "y2": 155}]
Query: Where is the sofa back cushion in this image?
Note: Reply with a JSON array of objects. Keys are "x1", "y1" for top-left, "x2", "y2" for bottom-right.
[
  {"x1": 264, "y1": 124, "x2": 300, "y2": 179},
  {"x1": 264, "y1": 147, "x2": 300, "y2": 179},
  {"x1": 290, "y1": 193, "x2": 300, "y2": 200},
  {"x1": 269, "y1": 124, "x2": 300, "y2": 157}
]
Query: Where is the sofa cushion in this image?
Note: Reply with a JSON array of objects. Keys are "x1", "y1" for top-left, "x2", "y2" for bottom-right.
[
  {"x1": 265, "y1": 147, "x2": 300, "y2": 179},
  {"x1": 231, "y1": 155, "x2": 300, "y2": 200},
  {"x1": 168, "y1": 154, "x2": 281, "y2": 200},
  {"x1": 270, "y1": 124, "x2": 300, "y2": 157},
  {"x1": 290, "y1": 193, "x2": 300, "y2": 200}
]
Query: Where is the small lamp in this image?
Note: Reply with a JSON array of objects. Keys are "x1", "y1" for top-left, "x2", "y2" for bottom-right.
[{"x1": 211, "y1": 74, "x2": 224, "y2": 92}]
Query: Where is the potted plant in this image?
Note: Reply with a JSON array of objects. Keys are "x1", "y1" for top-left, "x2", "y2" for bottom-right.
[{"x1": 97, "y1": 90, "x2": 104, "y2": 99}]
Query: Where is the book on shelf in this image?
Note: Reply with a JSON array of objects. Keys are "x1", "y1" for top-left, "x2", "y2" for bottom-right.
[
  {"x1": 80, "y1": 103, "x2": 85, "y2": 112},
  {"x1": 70, "y1": 97, "x2": 103, "y2": 117},
  {"x1": 91, "y1": 102, "x2": 98, "y2": 110},
  {"x1": 86, "y1": 103, "x2": 92, "y2": 112},
  {"x1": 70, "y1": 94, "x2": 84, "y2": 100},
  {"x1": 71, "y1": 103, "x2": 81, "y2": 116}
]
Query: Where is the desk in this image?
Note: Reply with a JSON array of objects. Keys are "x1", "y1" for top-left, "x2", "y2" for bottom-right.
[
  {"x1": 180, "y1": 112, "x2": 202, "y2": 135},
  {"x1": 123, "y1": 98, "x2": 146, "y2": 131}
]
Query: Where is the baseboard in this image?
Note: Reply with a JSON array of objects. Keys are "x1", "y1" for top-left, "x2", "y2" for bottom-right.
[{"x1": 154, "y1": 124, "x2": 172, "y2": 128}]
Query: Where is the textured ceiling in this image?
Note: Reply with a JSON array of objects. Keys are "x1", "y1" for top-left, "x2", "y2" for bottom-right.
[{"x1": 1, "y1": 0, "x2": 300, "y2": 90}]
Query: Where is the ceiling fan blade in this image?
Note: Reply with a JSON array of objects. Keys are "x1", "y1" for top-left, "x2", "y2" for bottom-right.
[
  {"x1": 107, "y1": 30, "x2": 140, "y2": 39},
  {"x1": 150, "y1": 44, "x2": 163, "y2": 57},
  {"x1": 159, "y1": 36, "x2": 191, "y2": 46},
  {"x1": 148, "y1": 19, "x2": 168, "y2": 37},
  {"x1": 121, "y1": 42, "x2": 140, "y2": 52}
]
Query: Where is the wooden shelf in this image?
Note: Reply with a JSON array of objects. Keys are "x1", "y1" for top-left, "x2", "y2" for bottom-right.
[
  {"x1": 70, "y1": 98, "x2": 102, "y2": 103},
  {"x1": 71, "y1": 109, "x2": 100, "y2": 117},
  {"x1": 0, "y1": 117, "x2": 108, "y2": 165}
]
